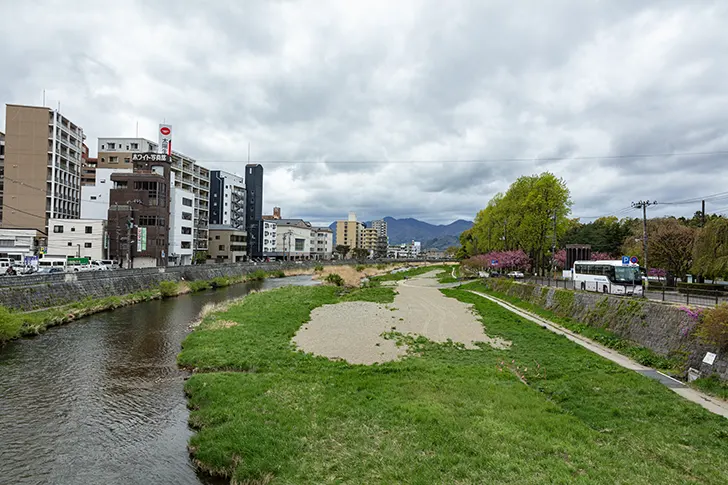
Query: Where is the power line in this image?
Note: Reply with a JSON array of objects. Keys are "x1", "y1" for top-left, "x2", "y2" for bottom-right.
[{"x1": 195, "y1": 149, "x2": 728, "y2": 164}]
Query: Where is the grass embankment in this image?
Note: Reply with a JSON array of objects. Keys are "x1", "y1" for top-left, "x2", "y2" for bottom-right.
[
  {"x1": 369, "y1": 264, "x2": 449, "y2": 283},
  {"x1": 179, "y1": 284, "x2": 728, "y2": 484},
  {"x1": 436, "y1": 264, "x2": 460, "y2": 283},
  {"x1": 0, "y1": 270, "x2": 282, "y2": 344},
  {"x1": 461, "y1": 281, "x2": 684, "y2": 373}
]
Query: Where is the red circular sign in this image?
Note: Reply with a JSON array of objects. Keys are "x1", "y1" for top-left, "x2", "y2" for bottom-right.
[{"x1": 160, "y1": 127, "x2": 171, "y2": 136}]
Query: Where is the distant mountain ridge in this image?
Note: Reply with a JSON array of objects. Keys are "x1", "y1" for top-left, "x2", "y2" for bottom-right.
[{"x1": 328, "y1": 216, "x2": 472, "y2": 249}]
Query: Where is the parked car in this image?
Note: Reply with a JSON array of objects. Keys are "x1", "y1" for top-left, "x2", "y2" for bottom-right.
[
  {"x1": 91, "y1": 261, "x2": 109, "y2": 271},
  {"x1": 507, "y1": 271, "x2": 525, "y2": 279}
]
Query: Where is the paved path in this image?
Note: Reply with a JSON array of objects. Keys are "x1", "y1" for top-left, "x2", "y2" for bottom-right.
[{"x1": 467, "y1": 290, "x2": 728, "y2": 419}]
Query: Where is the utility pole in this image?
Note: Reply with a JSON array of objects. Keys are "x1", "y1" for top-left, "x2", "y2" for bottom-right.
[
  {"x1": 701, "y1": 199, "x2": 706, "y2": 227},
  {"x1": 631, "y1": 200, "x2": 656, "y2": 286},
  {"x1": 551, "y1": 211, "x2": 557, "y2": 276}
]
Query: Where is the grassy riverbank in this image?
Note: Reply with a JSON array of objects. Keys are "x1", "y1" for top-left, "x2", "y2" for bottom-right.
[
  {"x1": 0, "y1": 270, "x2": 281, "y2": 344},
  {"x1": 179, "y1": 284, "x2": 728, "y2": 484}
]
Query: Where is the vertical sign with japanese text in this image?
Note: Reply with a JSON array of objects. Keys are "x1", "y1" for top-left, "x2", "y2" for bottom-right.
[{"x1": 158, "y1": 124, "x2": 172, "y2": 155}]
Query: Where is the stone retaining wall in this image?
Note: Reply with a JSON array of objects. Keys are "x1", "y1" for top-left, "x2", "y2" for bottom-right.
[{"x1": 483, "y1": 278, "x2": 727, "y2": 382}]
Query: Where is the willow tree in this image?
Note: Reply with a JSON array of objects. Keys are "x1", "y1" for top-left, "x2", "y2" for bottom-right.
[{"x1": 693, "y1": 218, "x2": 728, "y2": 279}]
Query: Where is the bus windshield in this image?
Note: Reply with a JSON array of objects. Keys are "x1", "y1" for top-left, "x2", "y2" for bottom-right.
[{"x1": 613, "y1": 266, "x2": 641, "y2": 284}]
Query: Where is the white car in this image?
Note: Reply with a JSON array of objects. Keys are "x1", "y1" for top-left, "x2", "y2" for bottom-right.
[
  {"x1": 91, "y1": 261, "x2": 109, "y2": 271},
  {"x1": 507, "y1": 271, "x2": 525, "y2": 279}
]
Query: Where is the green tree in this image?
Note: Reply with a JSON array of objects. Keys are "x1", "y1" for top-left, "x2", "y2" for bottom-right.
[
  {"x1": 693, "y1": 217, "x2": 728, "y2": 279},
  {"x1": 621, "y1": 218, "x2": 696, "y2": 278},
  {"x1": 562, "y1": 216, "x2": 634, "y2": 255},
  {"x1": 335, "y1": 244, "x2": 350, "y2": 259},
  {"x1": 352, "y1": 248, "x2": 369, "y2": 261}
]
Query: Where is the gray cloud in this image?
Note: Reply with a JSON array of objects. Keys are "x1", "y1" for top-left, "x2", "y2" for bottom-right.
[{"x1": 1, "y1": 0, "x2": 727, "y2": 226}]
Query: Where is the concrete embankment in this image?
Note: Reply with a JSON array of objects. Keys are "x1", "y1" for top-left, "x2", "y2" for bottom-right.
[{"x1": 482, "y1": 278, "x2": 728, "y2": 382}]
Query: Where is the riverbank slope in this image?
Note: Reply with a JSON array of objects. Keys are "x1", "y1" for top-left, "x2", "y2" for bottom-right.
[{"x1": 179, "y1": 271, "x2": 728, "y2": 484}]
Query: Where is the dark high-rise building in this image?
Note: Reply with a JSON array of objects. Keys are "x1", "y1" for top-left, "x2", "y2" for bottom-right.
[
  {"x1": 245, "y1": 164, "x2": 264, "y2": 258},
  {"x1": 209, "y1": 170, "x2": 245, "y2": 228}
]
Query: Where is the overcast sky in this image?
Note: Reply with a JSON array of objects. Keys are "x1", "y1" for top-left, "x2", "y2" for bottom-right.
[{"x1": 2, "y1": 0, "x2": 727, "y2": 226}]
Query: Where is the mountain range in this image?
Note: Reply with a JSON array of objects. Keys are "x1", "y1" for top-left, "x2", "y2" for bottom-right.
[{"x1": 328, "y1": 217, "x2": 473, "y2": 250}]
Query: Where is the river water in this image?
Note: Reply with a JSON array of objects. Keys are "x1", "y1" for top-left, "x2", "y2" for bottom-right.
[{"x1": 0, "y1": 276, "x2": 317, "y2": 485}]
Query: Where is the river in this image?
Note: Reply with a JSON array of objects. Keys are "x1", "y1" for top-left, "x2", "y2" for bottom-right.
[{"x1": 0, "y1": 276, "x2": 317, "y2": 485}]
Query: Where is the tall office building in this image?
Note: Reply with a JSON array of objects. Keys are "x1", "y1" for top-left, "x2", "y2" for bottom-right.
[
  {"x1": 2, "y1": 104, "x2": 84, "y2": 233},
  {"x1": 209, "y1": 170, "x2": 245, "y2": 229},
  {"x1": 96, "y1": 136, "x2": 210, "y2": 255},
  {"x1": 245, "y1": 164, "x2": 264, "y2": 258},
  {"x1": 372, "y1": 219, "x2": 387, "y2": 239},
  {"x1": 371, "y1": 219, "x2": 388, "y2": 257}
]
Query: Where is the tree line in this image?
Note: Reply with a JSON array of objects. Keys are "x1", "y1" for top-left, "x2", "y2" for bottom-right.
[{"x1": 456, "y1": 173, "x2": 728, "y2": 279}]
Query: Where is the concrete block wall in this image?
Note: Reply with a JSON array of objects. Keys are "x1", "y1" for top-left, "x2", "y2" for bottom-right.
[{"x1": 484, "y1": 279, "x2": 727, "y2": 382}]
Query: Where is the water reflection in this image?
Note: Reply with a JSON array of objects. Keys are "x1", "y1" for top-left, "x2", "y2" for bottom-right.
[{"x1": 0, "y1": 276, "x2": 315, "y2": 485}]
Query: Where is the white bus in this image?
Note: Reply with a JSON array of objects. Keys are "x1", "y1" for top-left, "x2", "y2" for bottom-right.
[{"x1": 572, "y1": 260, "x2": 643, "y2": 296}]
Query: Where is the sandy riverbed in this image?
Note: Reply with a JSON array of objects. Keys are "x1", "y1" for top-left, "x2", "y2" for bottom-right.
[{"x1": 292, "y1": 271, "x2": 510, "y2": 364}]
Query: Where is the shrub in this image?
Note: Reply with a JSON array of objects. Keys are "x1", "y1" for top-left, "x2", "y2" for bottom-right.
[
  {"x1": 696, "y1": 303, "x2": 728, "y2": 351},
  {"x1": 268, "y1": 270, "x2": 286, "y2": 278},
  {"x1": 325, "y1": 273, "x2": 345, "y2": 286},
  {"x1": 0, "y1": 306, "x2": 23, "y2": 342},
  {"x1": 210, "y1": 277, "x2": 231, "y2": 288},
  {"x1": 314, "y1": 264, "x2": 324, "y2": 272},
  {"x1": 355, "y1": 265, "x2": 366, "y2": 272},
  {"x1": 159, "y1": 281, "x2": 180, "y2": 298},
  {"x1": 188, "y1": 280, "x2": 212, "y2": 292},
  {"x1": 376, "y1": 264, "x2": 387, "y2": 270},
  {"x1": 247, "y1": 270, "x2": 268, "y2": 282}
]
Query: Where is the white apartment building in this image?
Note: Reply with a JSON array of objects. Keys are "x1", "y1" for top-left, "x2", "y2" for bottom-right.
[
  {"x1": 168, "y1": 173, "x2": 195, "y2": 266},
  {"x1": 275, "y1": 221, "x2": 313, "y2": 260},
  {"x1": 311, "y1": 227, "x2": 334, "y2": 260},
  {"x1": 262, "y1": 221, "x2": 277, "y2": 255},
  {"x1": 210, "y1": 170, "x2": 245, "y2": 229},
  {"x1": 80, "y1": 167, "x2": 133, "y2": 220},
  {"x1": 46, "y1": 218, "x2": 107, "y2": 260},
  {"x1": 96, "y1": 137, "x2": 210, "y2": 253}
]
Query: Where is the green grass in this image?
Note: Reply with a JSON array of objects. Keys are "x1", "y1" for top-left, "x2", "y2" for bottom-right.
[
  {"x1": 179, "y1": 284, "x2": 728, "y2": 484},
  {"x1": 461, "y1": 281, "x2": 683, "y2": 373},
  {"x1": 692, "y1": 375, "x2": 728, "y2": 400},
  {"x1": 436, "y1": 265, "x2": 460, "y2": 283},
  {"x1": 159, "y1": 280, "x2": 180, "y2": 298}
]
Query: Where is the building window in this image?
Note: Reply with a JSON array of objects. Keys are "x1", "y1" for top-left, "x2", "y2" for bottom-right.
[
  {"x1": 84, "y1": 242, "x2": 92, "y2": 248},
  {"x1": 109, "y1": 156, "x2": 118, "y2": 163},
  {"x1": 131, "y1": 143, "x2": 138, "y2": 150},
  {"x1": 295, "y1": 239, "x2": 305, "y2": 251},
  {"x1": 181, "y1": 242, "x2": 191, "y2": 249},
  {"x1": 70, "y1": 227, "x2": 76, "y2": 232},
  {"x1": 85, "y1": 226, "x2": 93, "y2": 234},
  {"x1": 181, "y1": 227, "x2": 192, "y2": 235},
  {"x1": 53, "y1": 225, "x2": 64, "y2": 233},
  {"x1": 182, "y1": 198, "x2": 192, "y2": 207},
  {"x1": 219, "y1": 245, "x2": 225, "y2": 251},
  {"x1": 124, "y1": 158, "x2": 130, "y2": 164},
  {"x1": 90, "y1": 195, "x2": 97, "y2": 200},
  {"x1": 107, "y1": 143, "x2": 115, "y2": 149},
  {"x1": 182, "y1": 212, "x2": 192, "y2": 221}
]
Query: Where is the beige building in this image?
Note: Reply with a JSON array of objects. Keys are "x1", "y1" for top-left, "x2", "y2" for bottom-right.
[
  {"x1": 208, "y1": 225, "x2": 247, "y2": 263},
  {"x1": 335, "y1": 212, "x2": 364, "y2": 252},
  {"x1": 0, "y1": 131, "x2": 5, "y2": 224},
  {"x1": 2, "y1": 104, "x2": 84, "y2": 233},
  {"x1": 97, "y1": 137, "x2": 210, "y2": 253},
  {"x1": 362, "y1": 227, "x2": 378, "y2": 252}
]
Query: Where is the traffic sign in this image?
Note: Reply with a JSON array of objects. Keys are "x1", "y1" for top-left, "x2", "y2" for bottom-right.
[
  {"x1": 491, "y1": 260, "x2": 498, "y2": 266},
  {"x1": 630, "y1": 256, "x2": 638, "y2": 264},
  {"x1": 622, "y1": 256, "x2": 629, "y2": 265}
]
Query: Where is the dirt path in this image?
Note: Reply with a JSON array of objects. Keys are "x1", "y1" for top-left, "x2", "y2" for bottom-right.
[{"x1": 292, "y1": 271, "x2": 510, "y2": 364}]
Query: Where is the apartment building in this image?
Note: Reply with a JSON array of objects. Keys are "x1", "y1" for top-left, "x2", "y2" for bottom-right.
[
  {"x1": 372, "y1": 219, "x2": 387, "y2": 239},
  {"x1": 0, "y1": 228, "x2": 39, "y2": 260},
  {"x1": 107, "y1": 155, "x2": 172, "y2": 268},
  {"x1": 81, "y1": 143, "x2": 97, "y2": 186},
  {"x1": 0, "y1": 131, "x2": 5, "y2": 224},
  {"x1": 168, "y1": 172, "x2": 195, "y2": 266},
  {"x1": 46, "y1": 218, "x2": 107, "y2": 260},
  {"x1": 362, "y1": 227, "x2": 378, "y2": 253},
  {"x1": 335, "y1": 212, "x2": 364, "y2": 252},
  {"x1": 209, "y1": 170, "x2": 245, "y2": 229},
  {"x1": 208, "y1": 225, "x2": 247, "y2": 263},
  {"x1": 96, "y1": 136, "x2": 210, "y2": 254},
  {"x1": 311, "y1": 227, "x2": 334, "y2": 260},
  {"x1": 2, "y1": 104, "x2": 84, "y2": 233},
  {"x1": 262, "y1": 220, "x2": 277, "y2": 256}
]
